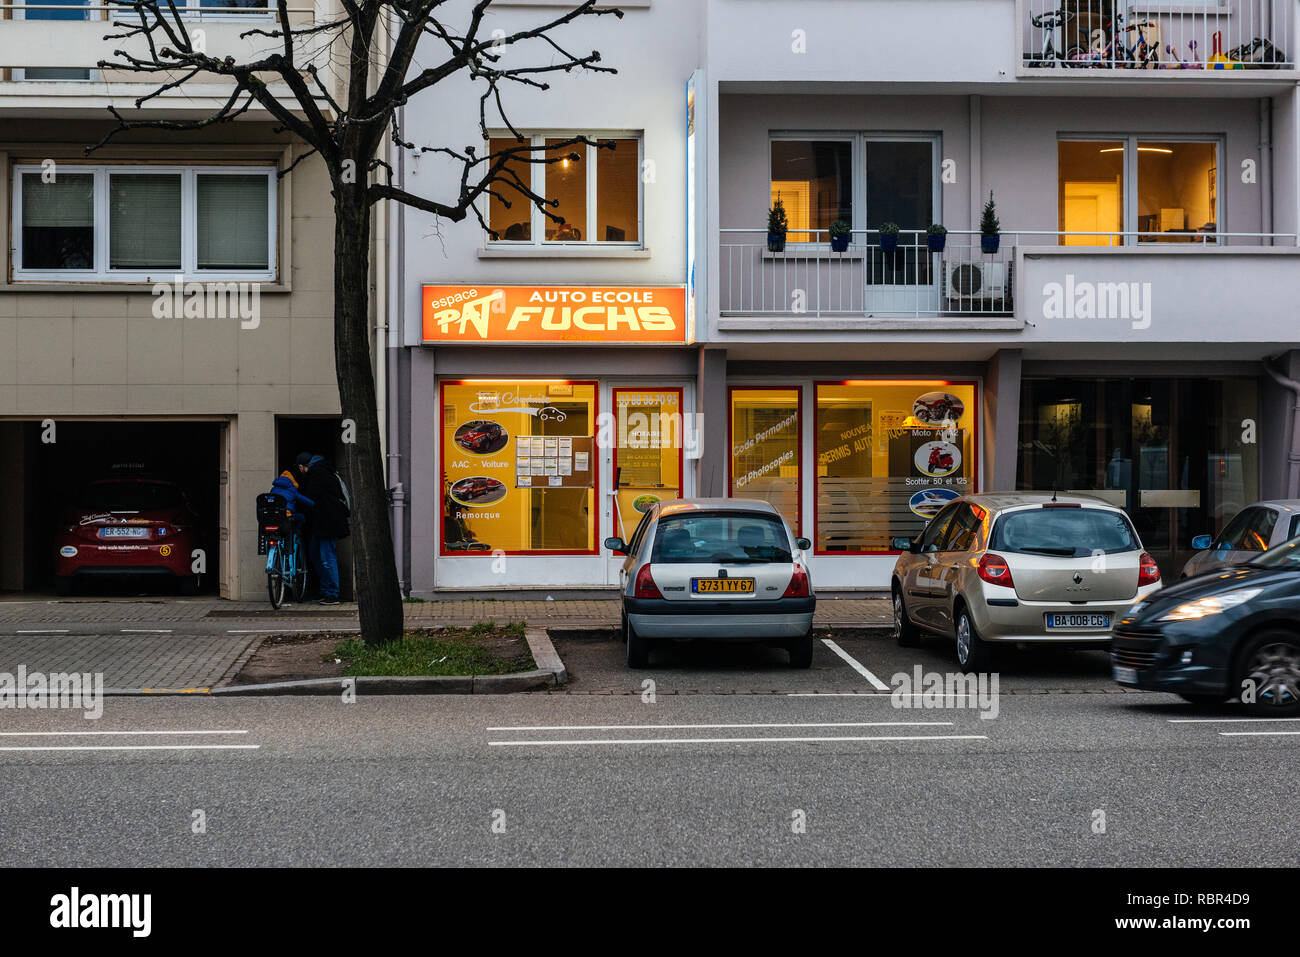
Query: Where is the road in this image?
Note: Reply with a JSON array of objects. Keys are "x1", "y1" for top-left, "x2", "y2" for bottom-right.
[{"x1": 1, "y1": 673, "x2": 1296, "y2": 866}]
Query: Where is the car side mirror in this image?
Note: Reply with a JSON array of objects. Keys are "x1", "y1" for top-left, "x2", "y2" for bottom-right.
[
  {"x1": 795, "y1": 537, "x2": 811, "y2": 551},
  {"x1": 1191, "y1": 534, "x2": 1212, "y2": 551},
  {"x1": 891, "y1": 536, "x2": 918, "y2": 553},
  {"x1": 604, "y1": 536, "x2": 628, "y2": 555}
]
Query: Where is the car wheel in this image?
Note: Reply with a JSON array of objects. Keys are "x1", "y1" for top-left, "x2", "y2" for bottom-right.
[
  {"x1": 1236, "y1": 630, "x2": 1300, "y2": 716},
  {"x1": 53, "y1": 575, "x2": 72, "y2": 597},
  {"x1": 626, "y1": 619, "x2": 650, "y2": 669},
  {"x1": 893, "y1": 587, "x2": 922, "y2": 647},
  {"x1": 787, "y1": 634, "x2": 814, "y2": 669},
  {"x1": 954, "y1": 606, "x2": 992, "y2": 674}
]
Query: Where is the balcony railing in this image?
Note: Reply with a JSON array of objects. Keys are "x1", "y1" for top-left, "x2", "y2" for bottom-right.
[
  {"x1": 719, "y1": 228, "x2": 1296, "y2": 319},
  {"x1": 1022, "y1": 0, "x2": 1294, "y2": 70}
]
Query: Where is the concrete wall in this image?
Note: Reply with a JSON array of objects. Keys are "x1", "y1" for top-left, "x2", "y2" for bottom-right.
[{"x1": 0, "y1": 122, "x2": 340, "y2": 599}]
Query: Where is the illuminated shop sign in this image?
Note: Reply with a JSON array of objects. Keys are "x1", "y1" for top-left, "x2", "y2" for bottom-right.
[{"x1": 421, "y1": 285, "x2": 689, "y2": 344}]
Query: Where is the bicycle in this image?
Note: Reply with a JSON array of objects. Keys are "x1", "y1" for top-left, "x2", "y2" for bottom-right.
[
  {"x1": 1029, "y1": 8, "x2": 1082, "y2": 67},
  {"x1": 257, "y1": 493, "x2": 308, "y2": 609}
]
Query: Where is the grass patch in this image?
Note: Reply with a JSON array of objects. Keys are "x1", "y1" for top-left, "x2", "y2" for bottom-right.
[{"x1": 329, "y1": 621, "x2": 533, "y2": 677}]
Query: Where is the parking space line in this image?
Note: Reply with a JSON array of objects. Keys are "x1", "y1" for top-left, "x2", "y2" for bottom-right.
[
  {"x1": 487, "y1": 721, "x2": 953, "y2": 732},
  {"x1": 0, "y1": 730, "x2": 247, "y2": 736},
  {"x1": 0, "y1": 745, "x2": 260, "y2": 752},
  {"x1": 489, "y1": 734, "x2": 987, "y2": 747},
  {"x1": 1218, "y1": 730, "x2": 1300, "y2": 737},
  {"x1": 820, "y1": 639, "x2": 890, "y2": 690}
]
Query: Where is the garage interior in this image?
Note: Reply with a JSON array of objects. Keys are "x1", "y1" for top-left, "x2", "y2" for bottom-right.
[{"x1": 0, "y1": 420, "x2": 224, "y2": 596}]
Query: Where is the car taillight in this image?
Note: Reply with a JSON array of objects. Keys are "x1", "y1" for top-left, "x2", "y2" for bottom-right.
[
  {"x1": 782, "y1": 563, "x2": 810, "y2": 598},
  {"x1": 977, "y1": 553, "x2": 1015, "y2": 588},
  {"x1": 1138, "y1": 552, "x2": 1161, "y2": 587},
  {"x1": 633, "y1": 564, "x2": 662, "y2": 599}
]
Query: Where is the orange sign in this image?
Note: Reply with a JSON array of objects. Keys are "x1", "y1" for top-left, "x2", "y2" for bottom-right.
[{"x1": 422, "y1": 285, "x2": 688, "y2": 344}]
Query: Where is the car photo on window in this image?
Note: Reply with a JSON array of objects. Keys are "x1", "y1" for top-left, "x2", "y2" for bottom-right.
[
  {"x1": 891, "y1": 493, "x2": 1163, "y2": 673},
  {"x1": 606, "y1": 498, "x2": 815, "y2": 669}
]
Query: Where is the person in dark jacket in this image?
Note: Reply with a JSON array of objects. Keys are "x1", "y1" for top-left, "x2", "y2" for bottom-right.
[{"x1": 297, "y1": 452, "x2": 350, "y2": 604}]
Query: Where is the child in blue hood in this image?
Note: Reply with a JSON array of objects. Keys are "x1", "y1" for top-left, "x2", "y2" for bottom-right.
[{"x1": 268, "y1": 470, "x2": 314, "y2": 527}]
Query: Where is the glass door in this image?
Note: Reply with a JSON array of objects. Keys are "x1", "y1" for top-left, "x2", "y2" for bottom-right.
[{"x1": 864, "y1": 138, "x2": 938, "y2": 315}]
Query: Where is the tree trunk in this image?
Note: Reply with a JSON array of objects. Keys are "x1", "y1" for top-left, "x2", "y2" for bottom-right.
[{"x1": 333, "y1": 181, "x2": 404, "y2": 645}]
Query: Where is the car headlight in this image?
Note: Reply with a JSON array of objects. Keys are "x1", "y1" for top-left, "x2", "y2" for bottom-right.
[{"x1": 1159, "y1": 588, "x2": 1261, "y2": 621}]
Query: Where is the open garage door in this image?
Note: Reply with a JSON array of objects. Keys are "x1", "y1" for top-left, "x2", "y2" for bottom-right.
[{"x1": 0, "y1": 419, "x2": 226, "y2": 598}]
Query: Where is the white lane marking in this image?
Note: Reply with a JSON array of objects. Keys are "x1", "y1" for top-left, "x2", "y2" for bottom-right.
[
  {"x1": 0, "y1": 730, "x2": 247, "y2": 737},
  {"x1": 787, "y1": 692, "x2": 887, "y2": 697},
  {"x1": 490, "y1": 734, "x2": 987, "y2": 747},
  {"x1": 121, "y1": 629, "x2": 172, "y2": 634},
  {"x1": 15, "y1": 629, "x2": 69, "y2": 634},
  {"x1": 488, "y1": 721, "x2": 954, "y2": 732},
  {"x1": 1169, "y1": 717, "x2": 1300, "y2": 723},
  {"x1": 1218, "y1": 731, "x2": 1300, "y2": 737},
  {"x1": 0, "y1": 745, "x2": 260, "y2": 752},
  {"x1": 820, "y1": 638, "x2": 890, "y2": 690}
]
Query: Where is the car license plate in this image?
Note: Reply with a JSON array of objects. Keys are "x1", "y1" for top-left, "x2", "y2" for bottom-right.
[
  {"x1": 98, "y1": 527, "x2": 148, "y2": 539},
  {"x1": 692, "y1": 578, "x2": 755, "y2": 594},
  {"x1": 1045, "y1": 613, "x2": 1111, "y2": 629},
  {"x1": 1113, "y1": 665, "x2": 1139, "y2": 685}
]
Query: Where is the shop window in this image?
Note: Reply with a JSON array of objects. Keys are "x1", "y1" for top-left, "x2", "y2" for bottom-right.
[
  {"x1": 770, "y1": 140, "x2": 852, "y2": 243},
  {"x1": 730, "y1": 388, "x2": 801, "y2": 533},
  {"x1": 613, "y1": 389, "x2": 683, "y2": 540},
  {"x1": 1058, "y1": 138, "x2": 1219, "y2": 244},
  {"x1": 1017, "y1": 376, "x2": 1259, "y2": 578},
  {"x1": 484, "y1": 133, "x2": 642, "y2": 246},
  {"x1": 441, "y1": 380, "x2": 597, "y2": 555},
  {"x1": 814, "y1": 381, "x2": 977, "y2": 554}
]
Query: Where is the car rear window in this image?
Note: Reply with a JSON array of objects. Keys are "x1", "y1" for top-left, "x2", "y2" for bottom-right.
[
  {"x1": 989, "y1": 507, "x2": 1138, "y2": 557},
  {"x1": 651, "y1": 512, "x2": 792, "y2": 564},
  {"x1": 83, "y1": 482, "x2": 183, "y2": 511}
]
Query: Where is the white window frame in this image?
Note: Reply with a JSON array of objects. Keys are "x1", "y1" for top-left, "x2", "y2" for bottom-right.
[
  {"x1": 482, "y1": 131, "x2": 644, "y2": 247},
  {"x1": 12, "y1": 164, "x2": 278, "y2": 282},
  {"x1": 768, "y1": 132, "x2": 943, "y2": 248},
  {"x1": 1058, "y1": 133, "x2": 1224, "y2": 245}
]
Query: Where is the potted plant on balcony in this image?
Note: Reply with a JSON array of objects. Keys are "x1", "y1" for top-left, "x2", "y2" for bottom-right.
[
  {"x1": 926, "y1": 223, "x2": 947, "y2": 253},
  {"x1": 877, "y1": 221, "x2": 900, "y2": 252},
  {"x1": 829, "y1": 219, "x2": 851, "y2": 253},
  {"x1": 767, "y1": 199, "x2": 788, "y2": 253},
  {"x1": 980, "y1": 192, "x2": 1001, "y2": 255}
]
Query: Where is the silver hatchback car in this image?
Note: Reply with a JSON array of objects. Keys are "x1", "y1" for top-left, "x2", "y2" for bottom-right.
[
  {"x1": 606, "y1": 498, "x2": 816, "y2": 669},
  {"x1": 890, "y1": 493, "x2": 1164, "y2": 672}
]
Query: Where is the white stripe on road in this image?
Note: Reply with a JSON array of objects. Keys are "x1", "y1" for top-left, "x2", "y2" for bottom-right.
[
  {"x1": 487, "y1": 721, "x2": 953, "y2": 732},
  {"x1": 15, "y1": 630, "x2": 69, "y2": 634},
  {"x1": 490, "y1": 734, "x2": 986, "y2": 747},
  {"x1": 787, "y1": 692, "x2": 888, "y2": 697},
  {"x1": 1169, "y1": 717, "x2": 1300, "y2": 723},
  {"x1": 0, "y1": 745, "x2": 260, "y2": 752},
  {"x1": 121, "y1": 629, "x2": 172, "y2": 634},
  {"x1": 820, "y1": 638, "x2": 890, "y2": 690},
  {"x1": 0, "y1": 730, "x2": 247, "y2": 736},
  {"x1": 1218, "y1": 731, "x2": 1300, "y2": 737}
]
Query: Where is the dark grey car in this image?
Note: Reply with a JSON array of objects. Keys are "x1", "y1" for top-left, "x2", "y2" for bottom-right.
[{"x1": 1181, "y1": 500, "x2": 1300, "y2": 579}]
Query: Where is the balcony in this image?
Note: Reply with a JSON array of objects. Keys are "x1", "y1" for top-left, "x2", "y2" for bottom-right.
[
  {"x1": 1019, "y1": 0, "x2": 1297, "y2": 75},
  {"x1": 717, "y1": 228, "x2": 1296, "y2": 329}
]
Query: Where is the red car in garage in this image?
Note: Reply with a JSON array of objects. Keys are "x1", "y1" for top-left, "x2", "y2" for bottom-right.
[{"x1": 53, "y1": 477, "x2": 203, "y2": 595}]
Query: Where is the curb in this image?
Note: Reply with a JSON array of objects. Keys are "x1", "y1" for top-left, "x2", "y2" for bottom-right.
[{"x1": 208, "y1": 670, "x2": 562, "y2": 696}]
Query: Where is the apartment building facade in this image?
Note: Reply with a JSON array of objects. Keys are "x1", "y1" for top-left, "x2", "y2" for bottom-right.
[
  {"x1": 392, "y1": 0, "x2": 1300, "y2": 596},
  {"x1": 0, "y1": 1, "x2": 349, "y2": 599}
]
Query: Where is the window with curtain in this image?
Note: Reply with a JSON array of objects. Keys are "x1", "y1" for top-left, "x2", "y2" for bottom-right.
[
  {"x1": 197, "y1": 174, "x2": 270, "y2": 270},
  {"x1": 110, "y1": 173, "x2": 182, "y2": 270},
  {"x1": 21, "y1": 172, "x2": 95, "y2": 270}
]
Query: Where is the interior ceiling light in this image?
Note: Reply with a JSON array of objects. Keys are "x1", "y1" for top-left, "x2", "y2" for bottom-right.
[{"x1": 1099, "y1": 147, "x2": 1173, "y2": 154}]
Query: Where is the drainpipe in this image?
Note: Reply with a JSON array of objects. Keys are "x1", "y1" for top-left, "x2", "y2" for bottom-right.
[
  {"x1": 1265, "y1": 359, "x2": 1300, "y2": 499},
  {"x1": 1260, "y1": 98, "x2": 1273, "y2": 243},
  {"x1": 387, "y1": 102, "x2": 407, "y2": 594}
]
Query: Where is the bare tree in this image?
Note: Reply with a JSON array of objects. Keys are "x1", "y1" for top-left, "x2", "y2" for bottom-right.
[{"x1": 90, "y1": 0, "x2": 624, "y2": 643}]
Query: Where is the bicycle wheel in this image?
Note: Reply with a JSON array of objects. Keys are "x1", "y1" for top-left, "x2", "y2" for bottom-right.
[
  {"x1": 267, "y1": 544, "x2": 286, "y2": 609},
  {"x1": 291, "y1": 537, "x2": 309, "y2": 602}
]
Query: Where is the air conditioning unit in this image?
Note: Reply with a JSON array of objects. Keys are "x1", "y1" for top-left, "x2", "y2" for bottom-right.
[{"x1": 944, "y1": 261, "x2": 1008, "y2": 300}]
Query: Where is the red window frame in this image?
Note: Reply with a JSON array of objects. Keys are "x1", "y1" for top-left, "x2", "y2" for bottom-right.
[
  {"x1": 727, "y1": 385, "x2": 803, "y2": 536},
  {"x1": 612, "y1": 387, "x2": 685, "y2": 536}
]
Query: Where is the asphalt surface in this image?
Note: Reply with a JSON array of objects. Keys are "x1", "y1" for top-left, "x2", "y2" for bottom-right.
[{"x1": 1, "y1": 688, "x2": 1295, "y2": 866}]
